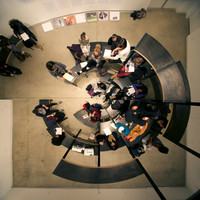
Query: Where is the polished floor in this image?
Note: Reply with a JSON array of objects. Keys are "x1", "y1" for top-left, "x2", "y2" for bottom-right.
[{"x1": 0, "y1": 9, "x2": 189, "y2": 188}]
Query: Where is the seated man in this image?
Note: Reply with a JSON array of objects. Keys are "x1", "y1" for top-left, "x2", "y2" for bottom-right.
[
  {"x1": 142, "y1": 134, "x2": 169, "y2": 154},
  {"x1": 32, "y1": 101, "x2": 62, "y2": 118},
  {"x1": 46, "y1": 61, "x2": 72, "y2": 79},
  {"x1": 107, "y1": 34, "x2": 122, "y2": 51},
  {"x1": 125, "y1": 100, "x2": 161, "y2": 125}
]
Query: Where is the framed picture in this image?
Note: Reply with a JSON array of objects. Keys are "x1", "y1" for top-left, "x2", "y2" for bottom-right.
[
  {"x1": 52, "y1": 18, "x2": 65, "y2": 28},
  {"x1": 41, "y1": 21, "x2": 54, "y2": 32},
  {"x1": 98, "y1": 11, "x2": 108, "y2": 21},
  {"x1": 75, "y1": 13, "x2": 86, "y2": 24},
  {"x1": 64, "y1": 15, "x2": 76, "y2": 25},
  {"x1": 110, "y1": 12, "x2": 120, "y2": 21},
  {"x1": 86, "y1": 12, "x2": 97, "y2": 22}
]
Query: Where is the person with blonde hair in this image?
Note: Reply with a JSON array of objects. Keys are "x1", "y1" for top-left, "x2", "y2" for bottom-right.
[{"x1": 76, "y1": 44, "x2": 102, "y2": 75}]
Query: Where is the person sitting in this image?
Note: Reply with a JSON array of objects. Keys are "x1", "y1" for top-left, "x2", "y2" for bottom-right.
[
  {"x1": 107, "y1": 34, "x2": 122, "y2": 51},
  {"x1": 75, "y1": 44, "x2": 102, "y2": 75},
  {"x1": 46, "y1": 61, "x2": 72, "y2": 79},
  {"x1": 142, "y1": 134, "x2": 169, "y2": 154},
  {"x1": 104, "y1": 38, "x2": 130, "y2": 64},
  {"x1": 110, "y1": 55, "x2": 145, "y2": 80},
  {"x1": 83, "y1": 102, "x2": 102, "y2": 123},
  {"x1": 51, "y1": 128, "x2": 65, "y2": 146},
  {"x1": 123, "y1": 83, "x2": 148, "y2": 99},
  {"x1": 86, "y1": 82, "x2": 106, "y2": 97},
  {"x1": 0, "y1": 61, "x2": 22, "y2": 77},
  {"x1": 79, "y1": 32, "x2": 90, "y2": 61},
  {"x1": 125, "y1": 100, "x2": 161, "y2": 126},
  {"x1": 32, "y1": 101, "x2": 62, "y2": 118},
  {"x1": 0, "y1": 35, "x2": 31, "y2": 62},
  {"x1": 106, "y1": 132, "x2": 119, "y2": 150},
  {"x1": 104, "y1": 85, "x2": 123, "y2": 102},
  {"x1": 126, "y1": 122, "x2": 148, "y2": 142}
]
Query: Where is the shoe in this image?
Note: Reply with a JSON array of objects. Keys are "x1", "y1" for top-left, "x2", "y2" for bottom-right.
[
  {"x1": 57, "y1": 101, "x2": 62, "y2": 105},
  {"x1": 75, "y1": 71, "x2": 81, "y2": 76}
]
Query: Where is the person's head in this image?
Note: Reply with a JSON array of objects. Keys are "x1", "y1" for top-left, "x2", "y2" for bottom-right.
[
  {"x1": 46, "y1": 61, "x2": 56, "y2": 71},
  {"x1": 117, "y1": 38, "x2": 127, "y2": 49},
  {"x1": 9, "y1": 19, "x2": 22, "y2": 30},
  {"x1": 134, "y1": 56, "x2": 145, "y2": 64},
  {"x1": 157, "y1": 144, "x2": 169, "y2": 154},
  {"x1": 51, "y1": 136, "x2": 62, "y2": 146},
  {"x1": 111, "y1": 34, "x2": 117, "y2": 41},
  {"x1": 32, "y1": 109, "x2": 39, "y2": 114},
  {"x1": 157, "y1": 117, "x2": 168, "y2": 128},
  {"x1": 97, "y1": 82, "x2": 106, "y2": 90},
  {"x1": 94, "y1": 44, "x2": 101, "y2": 56},
  {"x1": 80, "y1": 32, "x2": 86, "y2": 41},
  {"x1": 108, "y1": 140, "x2": 119, "y2": 151}
]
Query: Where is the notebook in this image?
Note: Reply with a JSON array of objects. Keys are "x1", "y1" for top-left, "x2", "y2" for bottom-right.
[
  {"x1": 55, "y1": 127, "x2": 62, "y2": 135},
  {"x1": 20, "y1": 33, "x2": 29, "y2": 41},
  {"x1": 63, "y1": 73, "x2": 74, "y2": 82},
  {"x1": 80, "y1": 61, "x2": 88, "y2": 68},
  {"x1": 103, "y1": 49, "x2": 112, "y2": 57}
]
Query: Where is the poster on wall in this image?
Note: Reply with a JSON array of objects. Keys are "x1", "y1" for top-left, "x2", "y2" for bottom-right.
[
  {"x1": 52, "y1": 18, "x2": 65, "y2": 28},
  {"x1": 64, "y1": 15, "x2": 76, "y2": 25},
  {"x1": 75, "y1": 13, "x2": 86, "y2": 24},
  {"x1": 110, "y1": 12, "x2": 120, "y2": 21},
  {"x1": 86, "y1": 12, "x2": 97, "y2": 22},
  {"x1": 98, "y1": 12, "x2": 108, "y2": 21},
  {"x1": 41, "y1": 21, "x2": 54, "y2": 32}
]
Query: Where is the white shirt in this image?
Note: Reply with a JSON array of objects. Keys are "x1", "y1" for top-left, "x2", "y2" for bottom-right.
[{"x1": 114, "y1": 40, "x2": 130, "y2": 62}]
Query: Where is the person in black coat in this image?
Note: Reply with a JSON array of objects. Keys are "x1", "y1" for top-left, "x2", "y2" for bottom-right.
[
  {"x1": 9, "y1": 19, "x2": 43, "y2": 50},
  {"x1": 107, "y1": 34, "x2": 122, "y2": 51},
  {"x1": 0, "y1": 61, "x2": 22, "y2": 77}
]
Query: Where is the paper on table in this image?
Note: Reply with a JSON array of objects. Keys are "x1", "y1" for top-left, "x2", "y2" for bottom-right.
[
  {"x1": 103, "y1": 127, "x2": 112, "y2": 136},
  {"x1": 55, "y1": 127, "x2": 62, "y2": 135},
  {"x1": 63, "y1": 73, "x2": 74, "y2": 82},
  {"x1": 20, "y1": 33, "x2": 29, "y2": 41},
  {"x1": 80, "y1": 61, "x2": 88, "y2": 68},
  {"x1": 84, "y1": 148, "x2": 94, "y2": 156},
  {"x1": 103, "y1": 49, "x2": 112, "y2": 57}
]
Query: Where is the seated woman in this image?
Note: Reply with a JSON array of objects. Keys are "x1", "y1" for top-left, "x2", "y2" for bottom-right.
[
  {"x1": 32, "y1": 101, "x2": 62, "y2": 118},
  {"x1": 93, "y1": 132, "x2": 119, "y2": 150},
  {"x1": 79, "y1": 32, "x2": 90, "y2": 61},
  {"x1": 126, "y1": 122, "x2": 148, "y2": 142},
  {"x1": 123, "y1": 83, "x2": 148, "y2": 99},
  {"x1": 75, "y1": 44, "x2": 102, "y2": 75},
  {"x1": 86, "y1": 82, "x2": 106, "y2": 97},
  {"x1": 106, "y1": 132, "x2": 119, "y2": 150},
  {"x1": 110, "y1": 55, "x2": 145, "y2": 80},
  {"x1": 104, "y1": 83, "x2": 123, "y2": 102},
  {"x1": 104, "y1": 38, "x2": 130, "y2": 64},
  {"x1": 46, "y1": 61, "x2": 72, "y2": 79},
  {"x1": 83, "y1": 102, "x2": 102, "y2": 123},
  {"x1": 0, "y1": 61, "x2": 22, "y2": 77}
]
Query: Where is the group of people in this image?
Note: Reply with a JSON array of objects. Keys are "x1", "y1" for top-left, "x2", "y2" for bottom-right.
[
  {"x1": 0, "y1": 19, "x2": 43, "y2": 77},
  {"x1": 2, "y1": 20, "x2": 169, "y2": 156}
]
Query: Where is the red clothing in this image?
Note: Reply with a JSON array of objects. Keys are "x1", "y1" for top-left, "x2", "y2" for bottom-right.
[
  {"x1": 90, "y1": 108, "x2": 101, "y2": 123},
  {"x1": 117, "y1": 65, "x2": 132, "y2": 78}
]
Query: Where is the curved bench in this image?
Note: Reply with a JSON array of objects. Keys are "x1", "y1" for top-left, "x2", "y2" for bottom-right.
[
  {"x1": 53, "y1": 158, "x2": 143, "y2": 184},
  {"x1": 134, "y1": 33, "x2": 191, "y2": 142}
]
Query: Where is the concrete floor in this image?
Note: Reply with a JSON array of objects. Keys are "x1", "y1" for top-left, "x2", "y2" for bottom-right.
[{"x1": 0, "y1": 9, "x2": 189, "y2": 188}]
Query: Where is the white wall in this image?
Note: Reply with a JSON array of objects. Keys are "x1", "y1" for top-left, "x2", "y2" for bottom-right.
[
  {"x1": 0, "y1": 0, "x2": 151, "y2": 36},
  {"x1": 0, "y1": 100, "x2": 13, "y2": 200},
  {"x1": 186, "y1": 27, "x2": 200, "y2": 193}
]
